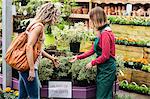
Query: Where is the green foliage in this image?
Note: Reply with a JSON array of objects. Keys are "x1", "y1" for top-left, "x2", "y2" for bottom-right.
[
  {"x1": 115, "y1": 37, "x2": 148, "y2": 47},
  {"x1": 38, "y1": 58, "x2": 54, "y2": 81},
  {"x1": 115, "y1": 95, "x2": 132, "y2": 99},
  {"x1": 38, "y1": 53, "x2": 124, "y2": 85},
  {"x1": 141, "y1": 65, "x2": 150, "y2": 72},
  {"x1": 56, "y1": 55, "x2": 72, "y2": 78},
  {"x1": 13, "y1": 0, "x2": 44, "y2": 16},
  {"x1": 49, "y1": 0, "x2": 60, "y2": 2},
  {"x1": 25, "y1": 0, "x2": 44, "y2": 16},
  {"x1": 52, "y1": 22, "x2": 95, "y2": 45},
  {"x1": 44, "y1": 34, "x2": 55, "y2": 47},
  {"x1": 38, "y1": 53, "x2": 97, "y2": 85},
  {"x1": 119, "y1": 80, "x2": 150, "y2": 95},
  {"x1": 108, "y1": 16, "x2": 150, "y2": 26},
  {"x1": 69, "y1": 55, "x2": 96, "y2": 83},
  {"x1": 116, "y1": 55, "x2": 125, "y2": 76},
  {"x1": 61, "y1": 0, "x2": 77, "y2": 17}
]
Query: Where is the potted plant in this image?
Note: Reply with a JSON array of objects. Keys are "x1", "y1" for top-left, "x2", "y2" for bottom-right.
[{"x1": 52, "y1": 22, "x2": 94, "y2": 53}]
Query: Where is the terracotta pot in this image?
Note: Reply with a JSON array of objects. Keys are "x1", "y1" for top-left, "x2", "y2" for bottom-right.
[
  {"x1": 72, "y1": 7, "x2": 78, "y2": 14},
  {"x1": 76, "y1": 7, "x2": 82, "y2": 14},
  {"x1": 82, "y1": 8, "x2": 88, "y2": 14}
]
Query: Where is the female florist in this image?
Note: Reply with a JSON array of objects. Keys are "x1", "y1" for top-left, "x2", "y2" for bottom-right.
[{"x1": 0, "y1": 0, "x2": 150, "y2": 99}]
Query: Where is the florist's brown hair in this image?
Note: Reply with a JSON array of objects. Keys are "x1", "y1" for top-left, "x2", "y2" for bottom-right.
[{"x1": 89, "y1": 7, "x2": 107, "y2": 27}]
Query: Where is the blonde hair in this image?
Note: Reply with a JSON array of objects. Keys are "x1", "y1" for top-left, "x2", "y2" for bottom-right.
[
  {"x1": 89, "y1": 7, "x2": 107, "y2": 27},
  {"x1": 35, "y1": 3, "x2": 60, "y2": 24},
  {"x1": 26, "y1": 3, "x2": 60, "y2": 31}
]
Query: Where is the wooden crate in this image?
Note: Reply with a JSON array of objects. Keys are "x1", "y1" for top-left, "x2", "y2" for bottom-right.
[
  {"x1": 116, "y1": 45, "x2": 144, "y2": 58},
  {"x1": 112, "y1": 24, "x2": 150, "y2": 40},
  {"x1": 131, "y1": 69, "x2": 150, "y2": 87},
  {"x1": 117, "y1": 68, "x2": 132, "y2": 83}
]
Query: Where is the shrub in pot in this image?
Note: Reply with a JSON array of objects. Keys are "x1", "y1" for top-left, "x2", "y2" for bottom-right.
[{"x1": 52, "y1": 22, "x2": 95, "y2": 53}]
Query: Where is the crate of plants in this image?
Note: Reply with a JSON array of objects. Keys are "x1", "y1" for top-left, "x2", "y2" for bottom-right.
[
  {"x1": 38, "y1": 53, "x2": 97, "y2": 98},
  {"x1": 123, "y1": 57, "x2": 149, "y2": 70},
  {"x1": 119, "y1": 80, "x2": 150, "y2": 95}
]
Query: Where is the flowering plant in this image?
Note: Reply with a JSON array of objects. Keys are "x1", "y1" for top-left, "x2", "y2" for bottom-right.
[{"x1": 0, "y1": 87, "x2": 18, "y2": 99}]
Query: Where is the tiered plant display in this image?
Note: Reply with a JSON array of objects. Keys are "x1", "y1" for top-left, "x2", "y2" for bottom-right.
[
  {"x1": 116, "y1": 37, "x2": 150, "y2": 47},
  {"x1": 108, "y1": 16, "x2": 150, "y2": 26},
  {"x1": 123, "y1": 57, "x2": 149, "y2": 70}
]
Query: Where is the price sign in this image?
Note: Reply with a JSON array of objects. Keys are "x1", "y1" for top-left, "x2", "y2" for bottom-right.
[{"x1": 48, "y1": 81, "x2": 72, "y2": 98}]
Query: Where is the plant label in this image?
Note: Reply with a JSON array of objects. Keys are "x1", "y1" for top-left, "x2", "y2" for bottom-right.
[{"x1": 48, "y1": 81, "x2": 72, "y2": 98}]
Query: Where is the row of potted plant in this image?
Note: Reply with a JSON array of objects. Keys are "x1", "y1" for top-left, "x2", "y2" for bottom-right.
[
  {"x1": 115, "y1": 37, "x2": 150, "y2": 47},
  {"x1": 38, "y1": 52, "x2": 97, "y2": 86},
  {"x1": 123, "y1": 57, "x2": 149, "y2": 70},
  {"x1": 0, "y1": 87, "x2": 18, "y2": 99},
  {"x1": 38, "y1": 51, "x2": 126, "y2": 87},
  {"x1": 119, "y1": 80, "x2": 150, "y2": 95},
  {"x1": 141, "y1": 65, "x2": 150, "y2": 73},
  {"x1": 108, "y1": 16, "x2": 150, "y2": 26}
]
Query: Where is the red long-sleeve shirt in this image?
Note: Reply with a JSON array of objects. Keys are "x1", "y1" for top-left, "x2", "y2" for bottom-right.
[{"x1": 77, "y1": 29, "x2": 115, "y2": 66}]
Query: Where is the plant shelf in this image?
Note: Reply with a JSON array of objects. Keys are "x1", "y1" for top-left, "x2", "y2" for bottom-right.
[
  {"x1": 69, "y1": 14, "x2": 89, "y2": 19},
  {"x1": 75, "y1": 0, "x2": 90, "y2": 2}
]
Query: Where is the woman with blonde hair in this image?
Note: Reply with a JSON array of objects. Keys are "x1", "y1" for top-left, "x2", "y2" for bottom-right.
[
  {"x1": 70, "y1": 7, "x2": 116, "y2": 99},
  {"x1": 18, "y1": 3, "x2": 60, "y2": 99}
]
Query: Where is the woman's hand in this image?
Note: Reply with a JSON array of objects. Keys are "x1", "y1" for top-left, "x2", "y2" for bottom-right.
[
  {"x1": 28, "y1": 69, "x2": 35, "y2": 81},
  {"x1": 42, "y1": 50, "x2": 59, "y2": 68},
  {"x1": 69, "y1": 56, "x2": 77, "y2": 63},
  {"x1": 51, "y1": 55, "x2": 59, "y2": 68}
]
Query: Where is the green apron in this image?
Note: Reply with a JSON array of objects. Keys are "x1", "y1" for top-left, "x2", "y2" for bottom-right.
[{"x1": 94, "y1": 34, "x2": 116, "y2": 99}]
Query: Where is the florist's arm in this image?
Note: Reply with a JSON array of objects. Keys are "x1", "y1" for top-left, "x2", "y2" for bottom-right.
[
  {"x1": 77, "y1": 44, "x2": 95, "y2": 59},
  {"x1": 91, "y1": 32, "x2": 111, "y2": 66}
]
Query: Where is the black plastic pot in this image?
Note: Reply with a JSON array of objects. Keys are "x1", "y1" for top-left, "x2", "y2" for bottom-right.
[{"x1": 70, "y1": 42, "x2": 80, "y2": 53}]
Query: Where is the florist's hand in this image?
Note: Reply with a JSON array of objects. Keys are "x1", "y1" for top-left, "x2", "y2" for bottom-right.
[
  {"x1": 69, "y1": 56, "x2": 77, "y2": 63},
  {"x1": 93, "y1": 65, "x2": 97, "y2": 68},
  {"x1": 86, "y1": 62, "x2": 93, "y2": 69},
  {"x1": 51, "y1": 55, "x2": 59, "y2": 68},
  {"x1": 28, "y1": 69, "x2": 35, "y2": 81}
]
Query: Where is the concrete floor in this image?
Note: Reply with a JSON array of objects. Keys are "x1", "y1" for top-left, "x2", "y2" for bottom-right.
[{"x1": 117, "y1": 90, "x2": 150, "y2": 99}]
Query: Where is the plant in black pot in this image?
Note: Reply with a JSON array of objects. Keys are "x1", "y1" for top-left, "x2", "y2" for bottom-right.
[{"x1": 52, "y1": 22, "x2": 93, "y2": 53}]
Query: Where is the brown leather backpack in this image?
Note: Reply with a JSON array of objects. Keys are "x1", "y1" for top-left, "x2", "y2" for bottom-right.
[{"x1": 5, "y1": 23, "x2": 44, "y2": 72}]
